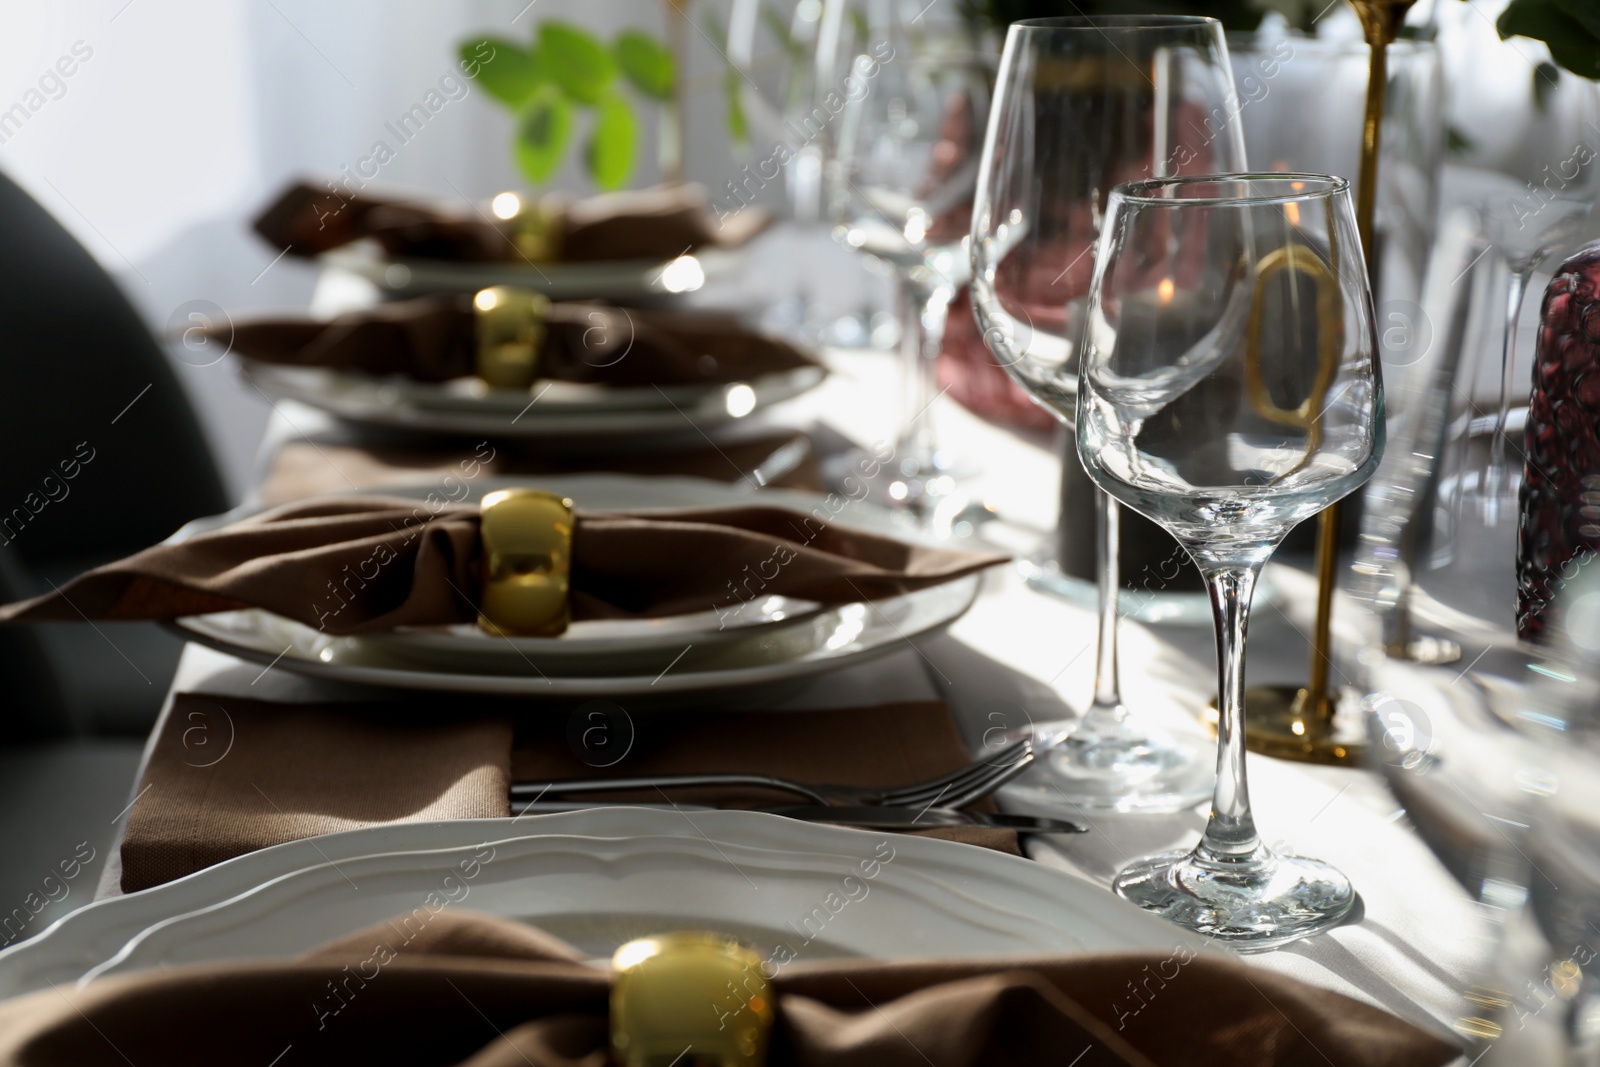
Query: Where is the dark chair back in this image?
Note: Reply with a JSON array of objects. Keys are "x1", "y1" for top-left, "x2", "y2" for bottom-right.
[{"x1": 0, "y1": 167, "x2": 229, "y2": 736}]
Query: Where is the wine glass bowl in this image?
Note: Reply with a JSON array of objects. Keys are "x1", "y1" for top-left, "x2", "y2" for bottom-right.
[
  {"x1": 1080, "y1": 176, "x2": 1384, "y2": 554},
  {"x1": 1078, "y1": 173, "x2": 1383, "y2": 946},
  {"x1": 969, "y1": 15, "x2": 1247, "y2": 813},
  {"x1": 830, "y1": 9, "x2": 993, "y2": 513}
]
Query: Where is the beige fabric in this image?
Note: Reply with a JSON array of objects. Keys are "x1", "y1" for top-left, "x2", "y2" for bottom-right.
[
  {"x1": 119, "y1": 697, "x2": 1016, "y2": 891},
  {"x1": 253, "y1": 179, "x2": 770, "y2": 262},
  {"x1": 121, "y1": 696, "x2": 513, "y2": 891},
  {"x1": 0, "y1": 910, "x2": 1461, "y2": 1066},
  {"x1": 214, "y1": 296, "x2": 821, "y2": 386},
  {"x1": 0, "y1": 498, "x2": 1006, "y2": 634}
]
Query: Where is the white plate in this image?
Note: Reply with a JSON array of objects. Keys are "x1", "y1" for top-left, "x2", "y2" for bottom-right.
[
  {"x1": 168, "y1": 475, "x2": 981, "y2": 696},
  {"x1": 241, "y1": 362, "x2": 826, "y2": 440},
  {"x1": 0, "y1": 809, "x2": 1204, "y2": 998},
  {"x1": 323, "y1": 245, "x2": 742, "y2": 301}
]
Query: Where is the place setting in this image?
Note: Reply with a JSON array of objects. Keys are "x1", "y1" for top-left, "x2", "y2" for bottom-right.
[{"x1": 7, "y1": 0, "x2": 1599, "y2": 1063}]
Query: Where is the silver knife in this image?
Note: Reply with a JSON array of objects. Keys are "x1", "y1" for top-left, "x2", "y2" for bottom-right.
[{"x1": 510, "y1": 800, "x2": 1085, "y2": 834}]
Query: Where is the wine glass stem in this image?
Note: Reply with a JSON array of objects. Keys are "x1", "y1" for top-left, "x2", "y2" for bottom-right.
[
  {"x1": 1196, "y1": 561, "x2": 1265, "y2": 864},
  {"x1": 1077, "y1": 491, "x2": 1130, "y2": 738},
  {"x1": 896, "y1": 272, "x2": 948, "y2": 465},
  {"x1": 1485, "y1": 267, "x2": 1531, "y2": 521}
]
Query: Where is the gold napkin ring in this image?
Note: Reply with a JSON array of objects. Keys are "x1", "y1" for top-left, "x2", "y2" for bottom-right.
[
  {"x1": 473, "y1": 286, "x2": 550, "y2": 391},
  {"x1": 611, "y1": 933, "x2": 774, "y2": 1067},
  {"x1": 509, "y1": 196, "x2": 565, "y2": 263},
  {"x1": 476, "y1": 488, "x2": 573, "y2": 637}
]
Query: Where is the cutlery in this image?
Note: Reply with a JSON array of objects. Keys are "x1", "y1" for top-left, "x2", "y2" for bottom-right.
[
  {"x1": 509, "y1": 800, "x2": 1086, "y2": 834},
  {"x1": 511, "y1": 738, "x2": 1034, "y2": 811}
]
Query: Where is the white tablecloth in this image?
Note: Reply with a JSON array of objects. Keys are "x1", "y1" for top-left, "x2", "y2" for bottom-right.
[{"x1": 97, "y1": 341, "x2": 1479, "y2": 1051}]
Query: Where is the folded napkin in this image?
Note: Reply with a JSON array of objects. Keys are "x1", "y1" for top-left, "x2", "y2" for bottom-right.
[
  {"x1": 121, "y1": 695, "x2": 1015, "y2": 891},
  {"x1": 256, "y1": 432, "x2": 824, "y2": 504},
  {"x1": 0, "y1": 909, "x2": 1459, "y2": 1066},
  {"x1": 255, "y1": 180, "x2": 769, "y2": 262},
  {"x1": 0, "y1": 497, "x2": 1004, "y2": 635},
  {"x1": 218, "y1": 294, "x2": 820, "y2": 386}
]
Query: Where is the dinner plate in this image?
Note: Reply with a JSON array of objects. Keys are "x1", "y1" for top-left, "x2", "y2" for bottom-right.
[
  {"x1": 323, "y1": 245, "x2": 742, "y2": 301},
  {"x1": 241, "y1": 362, "x2": 826, "y2": 440},
  {"x1": 0, "y1": 809, "x2": 1205, "y2": 998},
  {"x1": 167, "y1": 474, "x2": 982, "y2": 696}
]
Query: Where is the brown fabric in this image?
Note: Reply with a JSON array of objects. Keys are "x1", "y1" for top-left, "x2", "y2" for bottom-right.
[
  {"x1": 217, "y1": 295, "x2": 821, "y2": 387},
  {"x1": 253, "y1": 179, "x2": 770, "y2": 263},
  {"x1": 256, "y1": 433, "x2": 825, "y2": 504},
  {"x1": 119, "y1": 697, "x2": 1015, "y2": 891},
  {"x1": 0, "y1": 497, "x2": 1005, "y2": 635},
  {"x1": 121, "y1": 696, "x2": 513, "y2": 891},
  {"x1": 510, "y1": 700, "x2": 1020, "y2": 858},
  {"x1": 0, "y1": 910, "x2": 1460, "y2": 1066}
]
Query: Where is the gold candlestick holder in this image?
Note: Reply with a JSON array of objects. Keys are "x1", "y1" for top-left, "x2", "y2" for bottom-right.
[{"x1": 1219, "y1": 0, "x2": 1417, "y2": 766}]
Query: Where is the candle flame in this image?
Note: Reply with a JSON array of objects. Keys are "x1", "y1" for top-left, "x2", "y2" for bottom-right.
[
  {"x1": 1157, "y1": 277, "x2": 1175, "y2": 304},
  {"x1": 474, "y1": 289, "x2": 499, "y2": 312},
  {"x1": 1284, "y1": 201, "x2": 1301, "y2": 225}
]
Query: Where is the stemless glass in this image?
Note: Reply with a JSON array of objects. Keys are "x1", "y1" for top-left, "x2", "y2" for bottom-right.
[
  {"x1": 830, "y1": 0, "x2": 991, "y2": 514},
  {"x1": 1078, "y1": 174, "x2": 1383, "y2": 945},
  {"x1": 971, "y1": 15, "x2": 1245, "y2": 811}
]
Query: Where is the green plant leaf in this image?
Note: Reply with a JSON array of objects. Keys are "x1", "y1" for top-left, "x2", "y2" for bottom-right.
[
  {"x1": 460, "y1": 37, "x2": 545, "y2": 106},
  {"x1": 538, "y1": 21, "x2": 616, "y2": 105},
  {"x1": 1498, "y1": 0, "x2": 1600, "y2": 79},
  {"x1": 725, "y1": 65, "x2": 749, "y2": 144},
  {"x1": 515, "y1": 85, "x2": 574, "y2": 185},
  {"x1": 1553, "y1": 0, "x2": 1600, "y2": 43},
  {"x1": 1445, "y1": 123, "x2": 1476, "y2": 155},
  {"x1": 587, "y1": 91, "x2": 637, "y2": 189},
  {"x1": 615, "y1": 29, "x2": 676, "y2": 101}
]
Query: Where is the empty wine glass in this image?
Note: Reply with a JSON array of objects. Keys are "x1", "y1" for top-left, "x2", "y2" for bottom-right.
[
  {"x1": 829, "y1": 0, "x2": 990, "y2": 514},
  {"x1": 1078, "y1": 174, "x2": 1383, "y2": 945},
  {"x1": 970, "y1": 15, "x2": 1245, "y2": 811}
]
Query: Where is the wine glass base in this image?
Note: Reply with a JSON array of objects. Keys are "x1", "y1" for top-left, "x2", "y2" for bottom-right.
[
  {"x1": 1113, "y1": 848, "x2": 1355, "y2": 949},
  {"x1": 998, "y1": 720, "x2": 1215, "y2": 814}
]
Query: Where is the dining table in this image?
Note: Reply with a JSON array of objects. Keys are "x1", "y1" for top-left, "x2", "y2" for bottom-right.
[{"x1": 77, "y1": 249, "x2": 1481, "y2": 1056}]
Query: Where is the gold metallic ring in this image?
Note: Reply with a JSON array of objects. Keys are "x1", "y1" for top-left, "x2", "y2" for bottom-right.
[
  {"x1": 473, "y1": 286, "x2": 550, "y2": 391},
  {"x1": 1245, "y1": 241, "x2": 1343, "y2": 440},
  {"x1": 611, "y1": 932, "x2": 774, "y2": 1067},
  {"x1": 509, "y1": 196, "x2": 565, "y2": 263},
  {"x1": 476, "y1": 488, "x2": 573, "y2": 637}
]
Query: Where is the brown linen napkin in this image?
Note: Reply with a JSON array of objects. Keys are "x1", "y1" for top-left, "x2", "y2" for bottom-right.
[
  {"x1": 511, "y1": 699, "x2": 1020, "y2": 857},
  {"x1": 120, "y1": 695, "x2": 1015, "y2": 892},
  {"x1": 255, "y1": 179, "x2": 769, "y2": 262},
  {"x1": 0, "y1": 909, "x2": 1461, "y2": 1067},
  {"x1": 256, "y1": 432, "x2": 825, "y2": 504},
  {"x1": 0, "y1": 497, "x2": 1005, "y2": 634},
  {"x1": 216, "y1": 294, "x2": 821, "y2": 386},
  {"x1": 121, "y1": 696, "x2": 514, "y2": 892}
]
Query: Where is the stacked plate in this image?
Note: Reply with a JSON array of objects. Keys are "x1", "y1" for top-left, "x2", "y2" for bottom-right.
[
  {"x1": 242, "y1": 362, "x2": 825, "y2": 440},
  {"x1": 171, "y1": 474, "x2": 981, "y2": 698},
  {"x1": 0, "y1": 809, "x2": 1202, "y2": 999}
]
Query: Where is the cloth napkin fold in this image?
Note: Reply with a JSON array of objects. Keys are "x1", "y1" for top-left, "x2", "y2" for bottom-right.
[
  {"x1": 120, "y1": 695, "x2": 1015, "y2": 892},
  {"x1": 217, "y1": 294, "x2": 820, "y2": 386},
  {"x1": 255, "y1": 180, "x2": 769, "y2": 262},
  {"x1": 0, "y1": 909, "x2": 1460, "y2": 1066},
  {"x1": 121, "y1": 696, "x2": 514, "y2": 892},
  {"x1": 256, "y1": 432, "x2": 824, "y2": 504},
  {"x1": 0, "y1": 497, "x2": 1004, "y2": 634}
]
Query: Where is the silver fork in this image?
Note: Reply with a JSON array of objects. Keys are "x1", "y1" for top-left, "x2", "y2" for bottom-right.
[{"x1": 509, "y1": 738, "x2": 1034, "y2": 811}]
